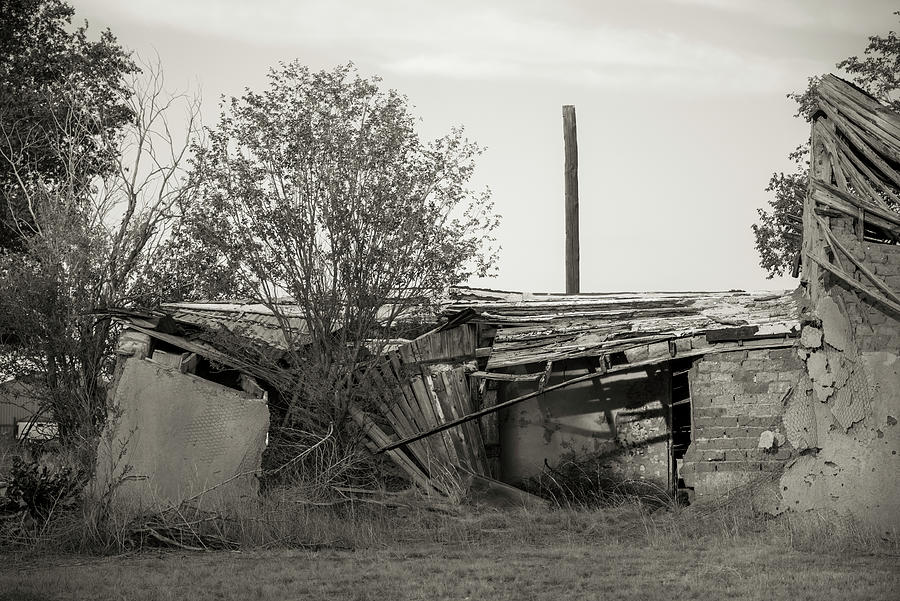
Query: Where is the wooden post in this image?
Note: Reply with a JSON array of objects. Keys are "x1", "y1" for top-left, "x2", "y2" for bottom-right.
[{"x1": 563, "y1": 105, "x2": 580, "y2": 294}]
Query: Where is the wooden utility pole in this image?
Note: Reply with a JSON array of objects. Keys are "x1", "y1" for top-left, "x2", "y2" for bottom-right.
[{"x1": 563, "y1": 105, "x2": 580, "y2": 294}]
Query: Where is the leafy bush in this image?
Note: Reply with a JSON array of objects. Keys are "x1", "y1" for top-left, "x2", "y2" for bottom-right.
[{"x1": 2, "y1": 456, "x2": 85, "y2": 522}]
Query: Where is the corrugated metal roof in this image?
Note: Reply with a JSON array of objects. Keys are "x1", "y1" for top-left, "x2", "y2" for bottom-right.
[{"x1": 160, "y1": 302, "x2": 312, "y2": 350}]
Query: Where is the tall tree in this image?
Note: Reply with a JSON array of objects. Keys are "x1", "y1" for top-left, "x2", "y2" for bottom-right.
[
  {"x1": 193, "y1": 62, "x2": 499, "y2": 447},
  {"x1": 0, "y1": 0, "x2": 135, "y2": 250},
  {"x1": 0, "y1": 60, "x2": 202, "y2": 445},
  {"x1": 753, "y1": 14, "x2": 900, "y2": 278}
]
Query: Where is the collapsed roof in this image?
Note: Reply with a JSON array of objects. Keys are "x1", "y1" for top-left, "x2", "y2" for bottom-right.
[
  {"x1": 802, "y1": 75, "x2": 900, "y2": 312},
  {"x1": 443, "y1": 286, "x2": 800, "y2": 371},
  {"x1": 111, "y1": 285, "x2": 800, "y2": 496}
]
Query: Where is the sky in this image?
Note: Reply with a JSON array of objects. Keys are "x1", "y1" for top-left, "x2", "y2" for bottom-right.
[{"x1": 73, "y1": 0, "x2": 897, "y2": 293}]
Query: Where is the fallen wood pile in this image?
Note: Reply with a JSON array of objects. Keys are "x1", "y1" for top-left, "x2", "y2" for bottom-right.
[{"x1": 349, "y1": 323, "x2": 491, "y2": 497}]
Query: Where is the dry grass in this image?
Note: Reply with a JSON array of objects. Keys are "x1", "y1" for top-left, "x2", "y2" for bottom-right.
[
  {"x1": 1, "y1": 445, "x2": 897, "y2": 600},
  {"x1": 1, "y1": 494, "x2": 898, "y2": 601}
]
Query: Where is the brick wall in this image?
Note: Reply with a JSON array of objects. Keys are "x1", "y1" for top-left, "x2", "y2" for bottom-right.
[
  {"x1": 681, "y1": 348, "x2": 802, "y2": 500},
  {"x1": 828, "y1": 218, "x2": 900, "y2": 352}
]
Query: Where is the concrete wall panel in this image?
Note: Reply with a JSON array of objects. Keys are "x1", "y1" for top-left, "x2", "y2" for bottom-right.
[{"x1": 92, "y1": 357, "x2": 269, "y2": 512}]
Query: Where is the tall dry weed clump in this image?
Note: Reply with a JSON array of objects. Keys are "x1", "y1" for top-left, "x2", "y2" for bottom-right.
[
  {"x1": 633, "y1": 474, "x2": 899, "y2": 557},
  {"x1": 521, "y1": 451, "x2": 674, "y2": 510}
]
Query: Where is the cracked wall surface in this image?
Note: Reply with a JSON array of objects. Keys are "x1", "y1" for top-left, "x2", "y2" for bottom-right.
[
  {"x1": 92, "y1": 356, "x2": 269, "y2": 512},
  {"x1": 776, "y1": 219, "x2": 900, "y2": 532},
  {"x1": 682, "y1": 348, "x2": 802, "y2": 501}
]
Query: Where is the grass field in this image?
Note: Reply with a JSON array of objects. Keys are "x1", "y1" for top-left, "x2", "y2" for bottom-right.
[{"x1": 2, "y1": 504, "x2": 898, "y2": 601}]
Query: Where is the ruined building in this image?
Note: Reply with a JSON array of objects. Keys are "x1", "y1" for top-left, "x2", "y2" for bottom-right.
[{"x1": 98, "y1": 75, "x2": 897, "y2": 529}]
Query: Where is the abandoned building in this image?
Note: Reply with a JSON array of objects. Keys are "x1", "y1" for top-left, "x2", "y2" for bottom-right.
[
  {"x1": 101, "y1": 286, "x2": 798, "y2": 507},
  {"x1": 33, "y1": 74, "x2": 900, "y2": 531}
]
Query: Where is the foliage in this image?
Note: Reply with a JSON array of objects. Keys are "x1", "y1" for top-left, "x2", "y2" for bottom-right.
[
  {"x1": 754, "y1": 13, "x2": 900, "y2": 277},
  {"x1": 0, "y1": 0, "x2": 136, "y2": 251},
  {"x1": 0, "y1": 58, "x2": 202, "y2": 445},
  {"x1": 192, "y1": 62, "x2": 499, "y2": 453},
  {"x1": 2, "y1": 456, "x2": 84, "y2": 522},
  {"x1": 752, "y1": 169, "x2": 806, "y2": 278}
]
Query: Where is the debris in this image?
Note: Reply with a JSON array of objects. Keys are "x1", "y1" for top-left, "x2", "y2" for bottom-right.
[{"x1": 757, "y1": 430, "x2": 776, "y2": 450}]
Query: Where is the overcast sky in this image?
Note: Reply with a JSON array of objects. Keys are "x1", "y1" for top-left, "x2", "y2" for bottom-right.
[{"x1": 74, "y1": 0, "x2": 896, "y2": 293}]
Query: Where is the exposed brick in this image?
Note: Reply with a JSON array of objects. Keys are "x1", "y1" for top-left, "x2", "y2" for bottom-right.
[
  {"x1": 754, "y1": 371, "x2": 778, "y2": 383},
  {"x1": 697, "y1": 361, "x2": 718, "y2": 373},
  {"x1": 694, "y1": 462, "x2": 719, "y2": 472},
  {"x1": 768, "y1": 348, "x2": 799, "y2": 361},
  {"x1": 747, "y1": 404, "x2": 782, "y2": 417},
  {"x1": 730, "y1": 367, "x2": 751, "y2": 379},
  {"x1": 706, "y1": 377, "x2": 742, "y2": 397},
  {"x1": 700, "y1": 427, "x2": 727, "y2": 438},
  {"x1": 700, "y1": 450, "x2": 726, "y2": 461},
  {"x1": 741, "y1": 359, "x2": 766, "y2": 370},
  {"x1": 692, "y1": 395, "x2": 714, "y2": 407},
  {"x1": 772, "y1": 447, "x2": 794, "y2": 460},
  {"x1": 744, "y1": 382, "x2": 771, "y2": 395},
  {"x1": 694, "y1": 438, "x2": 737, "y2": 450},
  {"x1": 744, "y1": 448, "x2": 769, "y2": 461},
  {"x1": 737, "y1": 415, "x2": 778, "y2": 427},
  {"x1": 725, "y1": 450, "x2": 747, "y2": 462},
  {"x1": 758, "y1": 461, "x2": 787, "y2": 472},
  {"x1": 776, "y1": 370, "x2": 800, "y2": 382},
  {"x1": 693, "y1": 417, "x2": 717, "y2": 429},
  {"x1": 710, "y1": 396, "x2": 738, "y2": 409},
  {"x1": 728, "y1": 437, "x2": 760, "y2": 449},
  {"x1": 724, "y1": 426, "x2": 766, "y2": 438},
  {"x1": 693, "y1": 406, "x2": 727, "y2": 417},
  {"x1": 715, "y1": 462, "x2": 752, "y2": 472}
]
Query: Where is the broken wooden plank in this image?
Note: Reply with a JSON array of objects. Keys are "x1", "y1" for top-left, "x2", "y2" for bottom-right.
[
  {"x1": 818, "y1": 100, "x2": 900, "y2": 189},
  {"x1": 431, "y1": 368, "x2": 477, "y2": 472},
  {"x1": 819, "y1": 75, "x2": 900, "y2": 144},
  {"x1": 815, "y1": 216, "x2": 900, "y2": 311},
  {"x1": 376, "y1": 336, "x2": 797, "y2": 455},
  {"x1": 705, "y1": 326, "x2": 761, "y2": 342},
  {"x1": 409, "y1": 372, "x2": 457, "y2": 466},
  {"x1": 348, "y1": 404, "x2": 441, "y2": 495},
  {"x1": 448, "y1": 367, "x2": 489, "y2": 476},
  {"x1": 812, "y1": 181, "x2": 900, "y2": 233},
  {"x1": 469, "y1": 371, "x2": 543, "y2": 382},
  {"x1": 808, "y1": 252, "x2": 900, "y2": 316}
]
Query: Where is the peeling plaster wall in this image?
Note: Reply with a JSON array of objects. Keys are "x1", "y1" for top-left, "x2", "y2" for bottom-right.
[
  {"x1": 92, "y1": 357, "x2": 269, "y2": 512},
  {"x1": 682, "y1": 349, "x2": 802, "y2": 501},
  {"x1": 499, "y1": 361, "x2": 671, "y2": 489},
  {"x1": 777, "y1": 219, "x2": 900, "y2": 532}
]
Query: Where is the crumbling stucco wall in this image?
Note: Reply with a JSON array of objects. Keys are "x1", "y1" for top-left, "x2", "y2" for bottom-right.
[
  {"x1": 682, "y1": 348, "x2": 802, "y2": 501},
  {"x1": 776, "y1": 219, "x2": 900, "y2": 532},
  {"x1": 92, "y1": 356, "x2": 269, "y2": 512},
  {"x1": 500, "y1": 362, "x2": 671, "y2": 489}
]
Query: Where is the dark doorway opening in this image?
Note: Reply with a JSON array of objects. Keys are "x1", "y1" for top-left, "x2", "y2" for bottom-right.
[{"x1": 670, "y1": 357, "x2": 694, "y2": 500}]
